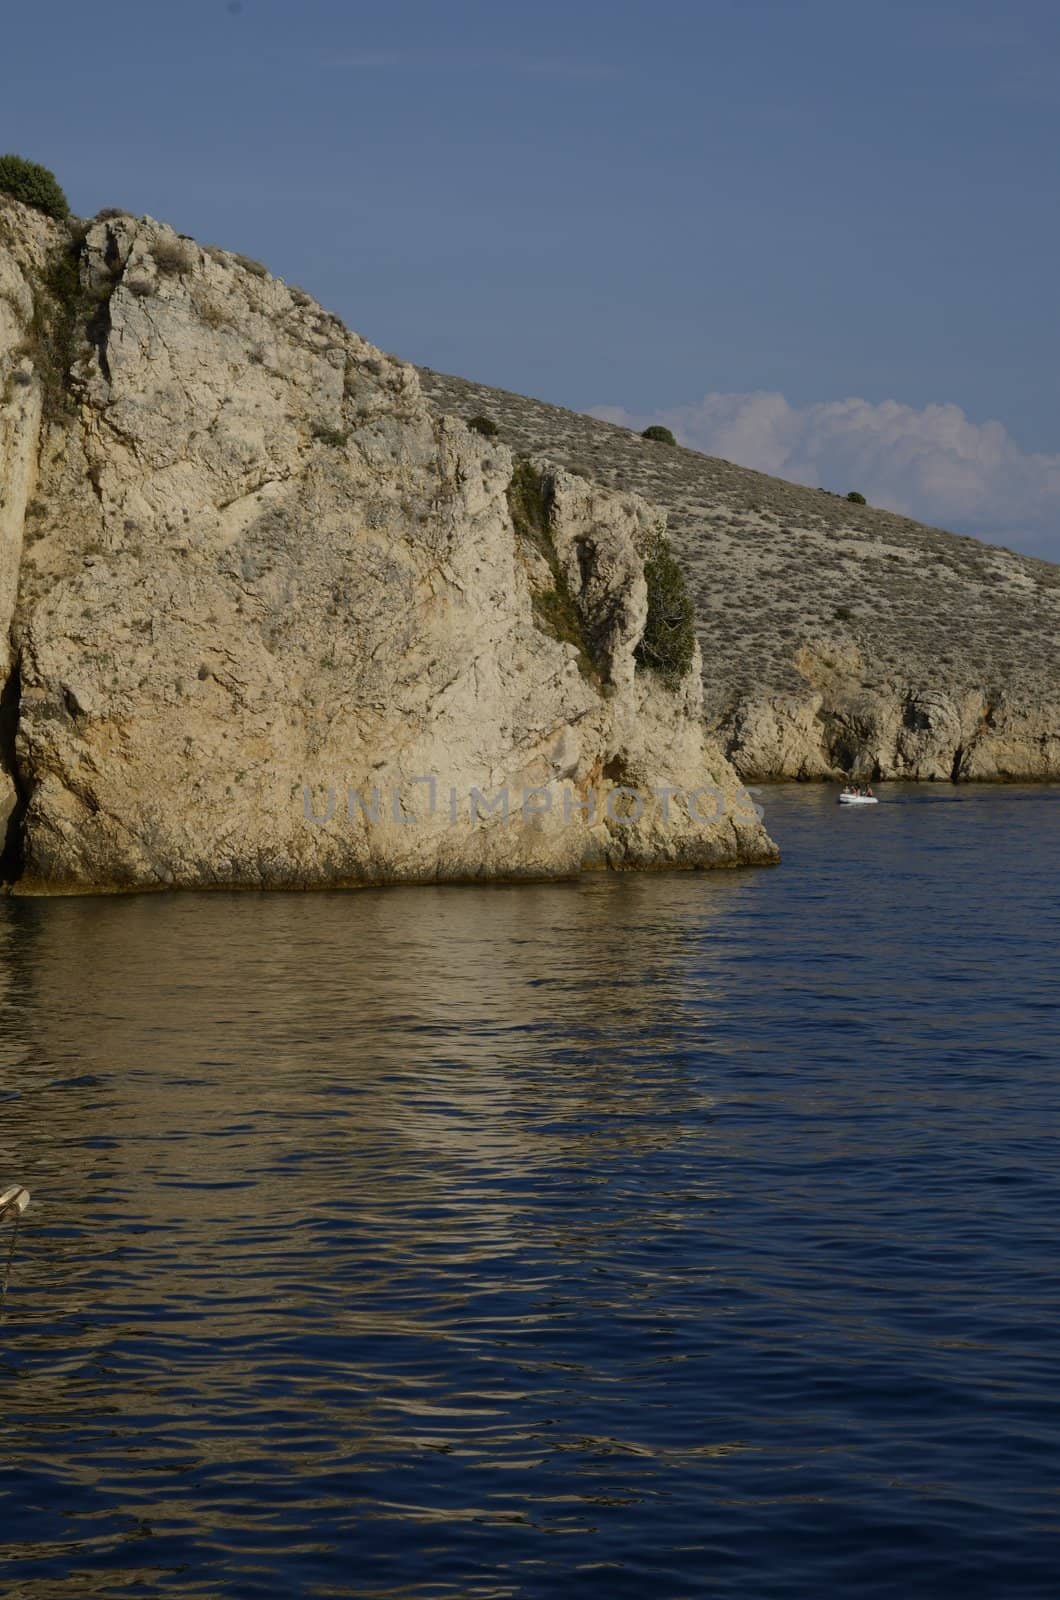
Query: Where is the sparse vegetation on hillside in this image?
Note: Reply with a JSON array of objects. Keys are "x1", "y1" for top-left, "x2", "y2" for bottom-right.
[
  {"x1": 311, "y1": 422, "x2": 349, "y2": 448},
  {"x1": 152, "y1": 236, "x2": 195, "y2": 277},
  {"x1": 418, "y1": 368, "x2": 1060, "y2": 727},
  {"x1": 234, "y1": 253, "x2": 269, "y2": 278},
  {"x1": 642, "y1": 425, "x2": 677, "y2": 446},
  {"x1": 26, "y1": 227, "x2": 130, "y2": 420},
  {"x1": 507, "y1": 460, "x2": 595, "y2": 680},
  {"x1": 28, "y1": 238, "x2": 86, "y2": 419},
  {"x1": 0, "y1": 155, "x2": 69, "y2": 221},
  {"x1": 636, "y1": 529, "x2": 696, "y2": 685},
  {"x1": 506, "y1": 460, "x2": 552, "y2": 556}
]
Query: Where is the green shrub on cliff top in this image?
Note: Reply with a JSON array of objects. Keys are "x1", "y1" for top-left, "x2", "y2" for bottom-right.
[
  {"x1": 636, "y1": 529, "x2": 696, "y2": 686},
  {"x1": 0, "y1": 155, "x2": 69, "y2": 221},
  {"x1": 642, "y1": 425, "x2": 677, "y2": 446}
]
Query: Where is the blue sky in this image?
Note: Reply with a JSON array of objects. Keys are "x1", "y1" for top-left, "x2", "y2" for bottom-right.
[{"x1": 3, "y1": 0, "x2": 1059, "y2": 557}]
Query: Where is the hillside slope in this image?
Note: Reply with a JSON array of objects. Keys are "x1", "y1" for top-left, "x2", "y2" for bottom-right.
[{"x1": 419, "y1": 370, "x2": 1060, "y2": 782}]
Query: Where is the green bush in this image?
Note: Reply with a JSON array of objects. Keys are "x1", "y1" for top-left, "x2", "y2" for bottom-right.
[
  {"x1": 28, "y1": 239, "x2": 84, "y2": 419},
  {"x1": 846, "y1": 490, "x2": 867, "y2": 505},
  {"x1": 507, "y1": 459, "x2": 552, "y2": 557},
  {"x1": 507, "y1": 460, "x2": 595, "y2": 680},
  {"x1": 636, "y1": 530, "x2": 696, "y2": 685},
  {"x1": 467, "y1": 414, "x2": 499, "y2": 438},
  {"x1": 311, "y1": 422, "x2": 349, "y2": 448},
  {"x1": 0, "y1": 155, "x2": 69, "y2": 221},
  {"x1": 642, "y1": 425, "x2": 677, "y2": 446}
]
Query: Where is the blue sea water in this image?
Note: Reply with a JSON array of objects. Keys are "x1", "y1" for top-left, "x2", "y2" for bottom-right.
[{"x1": 0, "y1": 783, "x2": 1058, "y2": 1599}]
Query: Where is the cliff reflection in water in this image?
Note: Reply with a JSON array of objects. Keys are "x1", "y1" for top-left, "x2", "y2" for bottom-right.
[
  {"x1": 0, "y1": 875, "x2": 748, "y2": 1586},
  {"x1": 5, "y1": 789, "x2": 1058, "y2": 1600},
  {"x1": 1, "y1": 871, "x2": 741, "y2": 1181}
]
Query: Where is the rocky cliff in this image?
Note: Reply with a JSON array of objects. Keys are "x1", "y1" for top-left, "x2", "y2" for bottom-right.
[
  {"x1": 0, "y1": 197, "x2": 775, "y2": 892},
  {"x1": 419, "y1": 373, "x2": 1060, "y2": 783}
]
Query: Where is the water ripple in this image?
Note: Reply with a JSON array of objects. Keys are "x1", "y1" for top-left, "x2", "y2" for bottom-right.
[{"x1": 0, "y1": 784, "x2": 1058, "y2": 1597}]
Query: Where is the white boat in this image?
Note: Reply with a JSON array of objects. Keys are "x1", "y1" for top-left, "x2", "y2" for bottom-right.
[{"x1": 838, "y1": 792, "x2": 878, "y2": 806}]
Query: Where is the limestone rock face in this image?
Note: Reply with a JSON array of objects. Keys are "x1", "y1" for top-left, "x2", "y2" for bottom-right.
[
  {"x1": 722, "y1": 644, "x2": 1060, "y2": 783},
  {"x1": 0, "y1": 200, "x2": 775, "y2": 891},
  {"x1": 0, "y1": 202, "x2": 62, "y2": 838}
]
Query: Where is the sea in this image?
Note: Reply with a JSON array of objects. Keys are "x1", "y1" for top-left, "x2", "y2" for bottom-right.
[{"x1": 1, "y1": 783, "x2": 1058, "y2": 1598}]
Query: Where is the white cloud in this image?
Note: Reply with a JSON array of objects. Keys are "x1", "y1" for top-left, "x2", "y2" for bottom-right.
[{"x1": 589, "y1": 393, "x2": 1060, "y2": 563}]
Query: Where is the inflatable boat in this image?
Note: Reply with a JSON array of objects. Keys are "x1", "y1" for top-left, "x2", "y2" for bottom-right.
[
  {"x1": 0, "y1": 1186, "x2": 30, "y2": 1222},
  {"x1": 838, "y1": 792, "x2": 878, "y2": 806},
  {"x1": 1, "y1": 1184, "x2": 30, "y2": 1301}
]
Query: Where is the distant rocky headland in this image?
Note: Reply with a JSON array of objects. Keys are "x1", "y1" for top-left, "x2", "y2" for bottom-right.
[
  {"x1": 420, "y1": 374, "x2": 1060, "y2": 784},
  {"x1": 0, "y1": 181, "x2": 775, "y2": 893}
]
